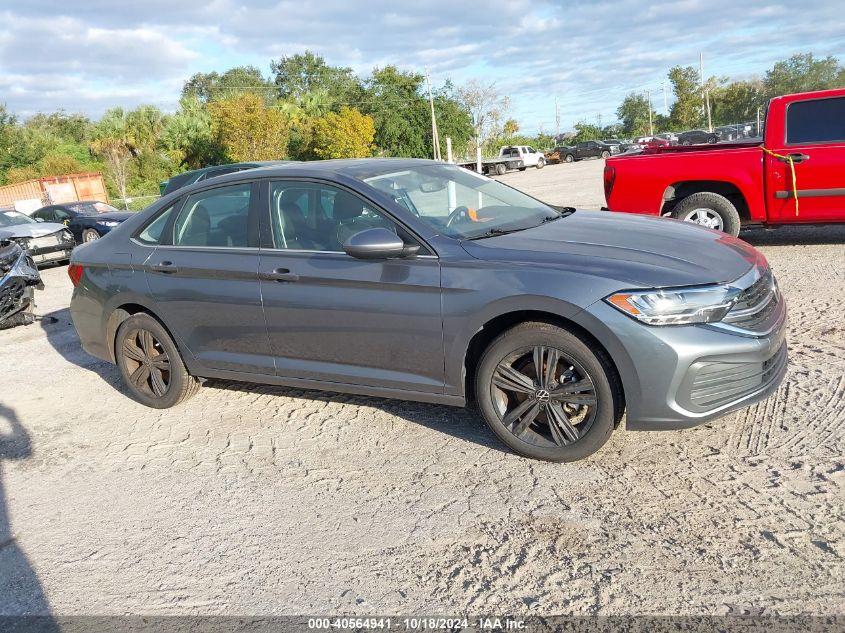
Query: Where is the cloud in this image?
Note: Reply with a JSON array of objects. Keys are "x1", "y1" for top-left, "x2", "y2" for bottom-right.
[{"x1": 0, "y1": 1, "x2": 843, "y2": 128}]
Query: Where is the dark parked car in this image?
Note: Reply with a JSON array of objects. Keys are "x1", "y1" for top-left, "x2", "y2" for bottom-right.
[
  {"x1": 68, "y1": 159, "x2": 787, "y2": 462},
  {"x1": 0, "y1": 209, "x2": 74, "y2": 264},
  {"x1": 159, "y1": 161, "x2": 292, "y2": 196},
  {"x1": 560, "y1": 141, "x2": 619, "y2": 162},
  {"x1": 677, "y1": 130, "x2": 719, "y2": 145},
  {"x1": 32, "y1": 201, "x2": 132, "y2": 244}
]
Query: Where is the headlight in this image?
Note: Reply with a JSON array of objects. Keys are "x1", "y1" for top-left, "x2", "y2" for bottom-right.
[
  {"x1": 16, "y1": 237, "x2": 31, "y2": 249},
  {"x1": 62, "y1": 229, "x2": 74, "y2": 241},
  {"x1": 99, "y1": 220, "x2": 120, "y2": 227},
  {"x1": 606, "y1": 284, "x2": 742, "y2": 326}
]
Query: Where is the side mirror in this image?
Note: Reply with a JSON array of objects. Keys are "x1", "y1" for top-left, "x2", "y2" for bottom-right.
[
  {"x1": 343, "y1": 228, "x2": 418, "y2": 260},
  {"x1": 35, "y1": 217, "x2": 44, "y2": 222}
]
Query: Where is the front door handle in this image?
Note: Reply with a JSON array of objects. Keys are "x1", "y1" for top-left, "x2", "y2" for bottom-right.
[
  {"x1": 778, "y1": 153, "x2": 810, "y2": 164},
  {"x1": 263, "y1": 267, "x2": 299, "y2": 282},
  {"x1": 150, "y1": 261, "x2": 179, "y2": 274}
]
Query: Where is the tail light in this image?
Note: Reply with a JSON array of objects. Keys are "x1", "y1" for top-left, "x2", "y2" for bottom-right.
[
  {"x1": 68, "y1": 263, "x2": 84, "y2": 287},
  {"x1": 603, "y1": 165, "x2": 616, "y2": 201}
]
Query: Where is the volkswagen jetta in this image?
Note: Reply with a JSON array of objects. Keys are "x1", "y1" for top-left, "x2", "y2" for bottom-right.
[{"x1": 68, "y1": 159, "x2": 787, "y2": 461}]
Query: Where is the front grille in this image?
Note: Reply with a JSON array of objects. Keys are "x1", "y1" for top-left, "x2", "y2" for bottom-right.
[
  {"x1": 686, "y1": 343, "x2": 788, "y2": 411},
  {"x1": 721, "y1": 269, "x2": 782, "y2": 334}
]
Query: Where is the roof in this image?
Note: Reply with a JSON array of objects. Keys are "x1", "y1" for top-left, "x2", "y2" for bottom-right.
[{"x1": 219, "y1": 157, "x2": 444, "y2": 180}]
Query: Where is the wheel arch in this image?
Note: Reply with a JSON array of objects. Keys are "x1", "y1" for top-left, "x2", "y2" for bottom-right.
[
  {"x1": 660, "y1": 180, "x2": 751, "y2": 223},
  {"x1": 106, "y1": 302, "x2": 190, "y2": 369},
  {"x1": 462, "y1": 309, "x2": 626, "y2": 421}
]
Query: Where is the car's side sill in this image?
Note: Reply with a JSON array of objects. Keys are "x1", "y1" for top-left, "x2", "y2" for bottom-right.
[{"x1": 196, "y1": 367, "x2": 467, "y2": 407}]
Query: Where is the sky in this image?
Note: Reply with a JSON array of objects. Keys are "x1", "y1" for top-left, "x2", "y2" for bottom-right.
[{"x1": 1, "y1": 0, "x2": 844, "y2": 133}]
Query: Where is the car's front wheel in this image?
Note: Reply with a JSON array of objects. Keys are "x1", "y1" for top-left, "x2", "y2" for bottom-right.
[
  {"x1": 82, "y1": 228, "x2": 100, "y2": 243},
  {"x1": 115, "y1": 313, "x2": 201, "y2": 408},
  {"x1": 601, "y1": 150, "x2": 611, "y2": 159},
  {"x1": 564, "y1": 154, "x2": 574, "y2": 163},
  {"x1": 474, "y1": 322, "x2": 621, "y2": 462}
]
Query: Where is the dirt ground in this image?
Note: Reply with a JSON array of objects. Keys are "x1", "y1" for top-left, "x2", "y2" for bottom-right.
[{"x1": 1, "y1": 159, "x2": 843, "y2": 616}]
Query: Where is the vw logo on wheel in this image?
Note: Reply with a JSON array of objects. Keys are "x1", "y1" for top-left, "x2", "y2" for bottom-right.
[{"x1": 534, "y1": 389, "x2": 551, "y2": 404}]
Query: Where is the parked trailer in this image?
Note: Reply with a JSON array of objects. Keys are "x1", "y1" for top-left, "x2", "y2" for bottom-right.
[
  {"x1": 455, "y1": 156, "x2": 524, "y2": 176},
  {"x1": 0, "y1": 172, "x2": 109, "y2": 214}
]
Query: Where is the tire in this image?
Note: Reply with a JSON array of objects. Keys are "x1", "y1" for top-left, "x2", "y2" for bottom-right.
[
  {"x1": 564, "y1": 154, "x2": 574, "y2": 163},
  {"x1": 82, "y1": 228, "x2": 100, "y2": 243},
  {"x1": 115, "y1": 313, "x2": 201, "y2": 409},
  {"x1": 707, "y1": 136, "x2": 718, "y2": 144},
  {"x1": 518, "y1": 166, "x2": 527, "y2": 171},
  {"x1": 674, "y1": 192, "x2": 741, "y2": 237},
  {"x1": 601, "y1": 150, "x2": 611, "y2": 159},
  {"x1": 474, "y1": 321, "x2": 622, "y2": 462},
  {"x1": 536, "y1": 158, "x2": 545, "y2": 169},
  {"x1": 495, "y1": 163, "x2": 506, "y2": 176}
]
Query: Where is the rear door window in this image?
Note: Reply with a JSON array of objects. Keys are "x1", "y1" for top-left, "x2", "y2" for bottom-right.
[
  {"x1": 172, "y1": 183, "x2": 252, "y2": 247},
  {"x1": 137, "y1": 202, "x2": 179, "y2": 245},
  {"x1": 786, "y1": 97, "x2": 845, "y2": 144}
]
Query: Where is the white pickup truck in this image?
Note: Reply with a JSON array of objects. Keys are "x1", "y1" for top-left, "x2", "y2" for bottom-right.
[{"x1": 499, "y1": 145, "x2": 546, "y2": 170}]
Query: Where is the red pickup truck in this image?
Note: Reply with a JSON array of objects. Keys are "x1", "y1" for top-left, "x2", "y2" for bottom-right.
[{"x1": 604, "y1": 88, "x2": 845, "y2": 236}]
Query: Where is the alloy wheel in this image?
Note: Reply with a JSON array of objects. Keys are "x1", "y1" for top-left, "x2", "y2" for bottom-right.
[
  {"x1": 684, "y1": 208, "x2": 724, "y2": 231},
  {"x1": 121, "y1": 328, "x2": 172, "y2": 398},
  {"x1": 490, "y1": 345, "x2": 597, "y2": 448}
]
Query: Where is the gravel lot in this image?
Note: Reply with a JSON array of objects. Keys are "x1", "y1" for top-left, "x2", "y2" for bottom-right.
[{"x1": 1, "y1": 159, "x2": 843, "y2": 616}]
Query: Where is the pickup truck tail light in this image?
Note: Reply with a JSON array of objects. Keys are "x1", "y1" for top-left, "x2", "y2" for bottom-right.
[
  {"x1": 603, "y1": 165, "x2": 616, "y2": 200},
  {"x1": 68, "y1": 263, "x2": 84, "y2": 287}
]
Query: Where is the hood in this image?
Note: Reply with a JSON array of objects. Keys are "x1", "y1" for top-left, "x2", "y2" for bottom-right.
[
  {"x1": 460, "y1": 210, "x2": 762, "y2": 288},
  {"x1": 0, "y1": 222, "x2": 68, "y2": 239}
]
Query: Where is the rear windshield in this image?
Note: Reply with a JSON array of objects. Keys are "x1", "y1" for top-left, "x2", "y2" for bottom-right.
[{"x1": 68, "y1": 202, "x2": 120, "y2": 215}]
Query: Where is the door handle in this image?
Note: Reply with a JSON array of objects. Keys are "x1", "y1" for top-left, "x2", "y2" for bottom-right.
[
  {"x1": 263, "y1": 267, "x2": 299, "y2": 282},
  {"x1": 778, "y1": 153, "x2": 810, "y2": 164},
  {"x1": 150, "y1": 261, "x2": 179, "y2": 274}
]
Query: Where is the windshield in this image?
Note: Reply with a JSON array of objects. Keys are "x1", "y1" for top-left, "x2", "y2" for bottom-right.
[
  {"x1": 68, "y1": 201, "x2": 120, "y2": 216},
  {"x1": 360, "y1": 163, "x2": 560, "y2": 239},
  {"x1": 0, "y1": 211, "x2": 37, "y2": 227}
]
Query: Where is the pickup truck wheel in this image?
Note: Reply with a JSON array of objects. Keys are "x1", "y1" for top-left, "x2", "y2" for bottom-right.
[
  {"x1": 475, "y1": 322, "x2": 621, "y2": 462},
  {"x1": 601, "y1": 150, "x2": 611, "y2": 159},
  {"x1": 564, "y1": 154, "x2": 574, "y2": 163},
  {"x1": 536, "y1": 158, "x2": 545, "y2": 169},
  {"x1": 674, "y1": 192, "x2": 741, "y2": 236},
  {"x1": 495, "y1": 163, "x2": 506, "y2": 176}
]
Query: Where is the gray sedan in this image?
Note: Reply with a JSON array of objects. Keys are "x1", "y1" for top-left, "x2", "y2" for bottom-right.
[{"x1": 68, "y1": 159, "x2": 787, "y2": 461}]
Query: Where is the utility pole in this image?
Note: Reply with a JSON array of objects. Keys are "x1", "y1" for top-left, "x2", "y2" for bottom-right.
[
  {"x1": 699, "y1": 52, "x2": 714, "y2": 132},
  {"x1": 662, "y1": 82, "x2": 668, "y2": 115},
  {"x1": 424, "y1": 67, "x2": 441, "y2": 161},
  {"x1": 756, "y1": 107, "x2": 762, "y2": 136},
  {"x1": 646, "y1": 89, "x2": 653, "y2": 136},
  {"x1": 555, "y1": 97, "x2": 560, "y2": 138}
]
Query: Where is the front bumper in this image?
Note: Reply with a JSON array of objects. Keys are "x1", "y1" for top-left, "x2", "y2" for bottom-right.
[
  {"x1": 582, "y1": 298, "x2": 788, "y2": 430},
  {"x1": 21, "y1": 235, "x2": 75, "y2": 264}
]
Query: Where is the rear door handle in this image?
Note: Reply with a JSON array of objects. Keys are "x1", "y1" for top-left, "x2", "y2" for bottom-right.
[
  {"x1": 779, "y1": 153, "x2": 810, "y2": 164},
  {"x1": 263, "y1": 267, "x2": 299, "y2": 282},
  {"x1": 150, "y1": 261, "x2": 179, "y2": 274}
]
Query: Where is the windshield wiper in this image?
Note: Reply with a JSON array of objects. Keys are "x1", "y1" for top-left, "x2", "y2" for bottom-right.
[{"x1": 466, "y1": 226, "x2": 529, "y2": 240}]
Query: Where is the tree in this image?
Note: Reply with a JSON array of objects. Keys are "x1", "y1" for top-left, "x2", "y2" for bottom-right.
[
  {"x1": 570, "y1": 121, "x2": 603, "y2": 144},
  {"x1": 360, "y1": 66, "x2": 429, "y2": 157},
  {"x1": 616, "y1": 93, "x2": 657, "y2": 137},
  {"x1": 160, "y1": 96, "x2": 221, "y2": 168},
  {"x1": 764, "y1": 53, "x2": 845, "y2": 97},
  {"x1": 668, "y1": 65, "x2": 706, "y2": 130},
  {"x1": 312, "y1": 107, "x2": 375, "y2": 159},
  {"x1": 710, "y1": 79, "x2": 766, "y2": 125},
  {"x1": 503, "y1": 118, "x2": 519, "y2": 136},
  {"x1": 183, "y1": 66, "x2": 275, "y2": 103},
  {"x1": 91, "y1": 108, "x2": 135, "y2": 208},
  {"x1": 208, "y1": 93, "x2": 291, "y2": 162},
  {"x1": 271, "y1": 51, "x2": 361, "y2": 104},
  {"x1": 456, "y1": 80, "x2": 510, "y2": 155}
]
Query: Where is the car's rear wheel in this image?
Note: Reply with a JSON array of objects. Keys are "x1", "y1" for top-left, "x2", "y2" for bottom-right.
[
  {"x1": 474, "y1": 322, "x2": 621, "y2": 462},
  {"x1": 536, "y1": 157, "x2": 545, "y2": 169},
  {"x1": 674, "y1": 192, "x2": 741, "y2": 236},
  {"x1": 495, "y1": 163, "x2": 507, "y2": 176},
  {"x1": 115, "y1": 313, "x2": 201, "y2": 408},
  {"x1": 82, "y1": 228, "x2": 100, "y2": 243}
]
